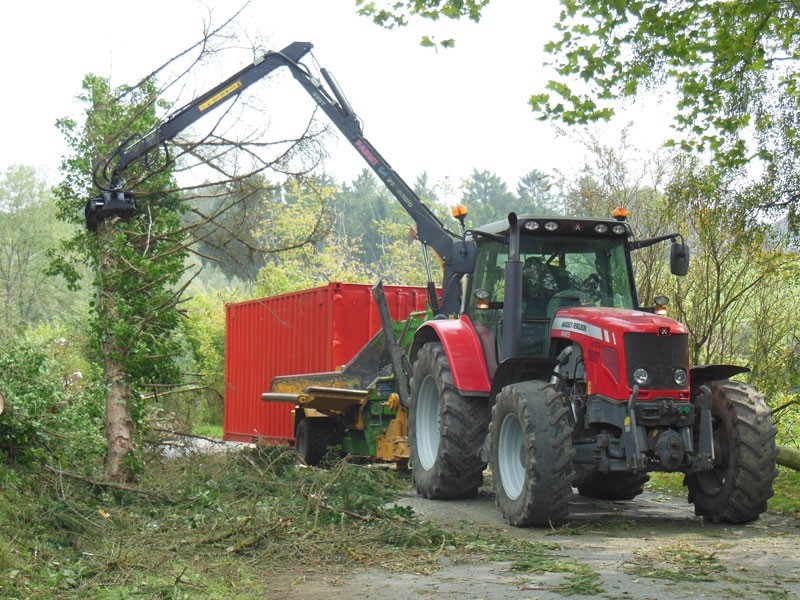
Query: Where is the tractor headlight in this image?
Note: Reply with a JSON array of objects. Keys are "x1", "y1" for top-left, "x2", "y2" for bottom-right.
[
  {"x1": 673, "y1": 368, "x2": 688, "y2": 386},
  {"x1": 633, "y1": 367, "x2": 650, "y2": 386},
  {"x1": 523, "y1": 220, "x2": 540, "y2": 231}
]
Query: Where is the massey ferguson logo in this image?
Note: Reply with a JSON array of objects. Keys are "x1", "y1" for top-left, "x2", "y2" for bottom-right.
[
  {"x1": 559, "y1": 320, "x2": 587, "y2": 333},
  {"x1": 554, "y1": 319, "x2": 606, "y2": 342},
  {"x1": 658, "y1": 326, "x2": 671, "y2": 336}
]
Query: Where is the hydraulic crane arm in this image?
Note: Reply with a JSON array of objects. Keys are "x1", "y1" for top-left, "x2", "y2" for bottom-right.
[
  {"x1": 282, "y1": 59, "x2": 453, "y2": 265},
  {"x1": 93, "y1": 41, "x2": 314, "y2": 190},
  {"x1": 86, "y1": 41, "x2": 314, "y2": 231},
  {"x1": 87, "y1": 41, "x2": 474, "y2": 314},
  {"x1": 277, "y1": 48, "x2": 475, "y2": 314}
]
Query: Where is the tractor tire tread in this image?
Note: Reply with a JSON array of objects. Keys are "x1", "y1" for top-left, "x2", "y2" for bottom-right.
[
  {"x1": 686, "y1": 380, "x2": 777, "y2": 524},
  {"x1": 410, "y1": 343, "x2": 489, "y2": 499},
  {"x1": 490, "y1": 380, "x2": 575, "y2": 527}
]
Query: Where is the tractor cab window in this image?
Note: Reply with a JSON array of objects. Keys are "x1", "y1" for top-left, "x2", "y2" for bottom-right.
[
  {"x1": 468, "y1": 234, "x2": 635, "y2": 360},
  {"x1": 520, "y1": 237, "x2": 635, "y2": 319}
]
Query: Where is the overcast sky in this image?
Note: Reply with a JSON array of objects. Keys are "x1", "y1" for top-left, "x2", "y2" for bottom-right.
[{"x1": 1, "y1": 0, "x2": 672, "y2": 197}]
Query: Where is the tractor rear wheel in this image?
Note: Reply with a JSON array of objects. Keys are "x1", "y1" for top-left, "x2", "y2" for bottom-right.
[
  {"x1": 575, "y1": 469, "x2": 650, "y2": 501},
  {"x1": 685, "y1": 380, "x2": 777, "y2": 524},
  {"x1": 409, "y1": 342, "x2": 488, "y2": 499},
  {"x1": 490, "y1": 380, "x2": 574, "y2": 526}
]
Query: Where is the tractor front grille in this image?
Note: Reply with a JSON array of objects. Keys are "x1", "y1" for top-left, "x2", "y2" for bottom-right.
[{"x1": 624, "y1": 332, "x2": 689, "y2": 390}]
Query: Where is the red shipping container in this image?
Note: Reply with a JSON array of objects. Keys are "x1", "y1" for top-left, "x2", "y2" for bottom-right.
[{"x1": 224, "y1": 282, "x2": 429, "y2": 443}]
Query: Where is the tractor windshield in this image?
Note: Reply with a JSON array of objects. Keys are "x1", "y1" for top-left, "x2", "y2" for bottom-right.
[{"x1": 467, "y1": 234, "x2": 636, "y2": 358}]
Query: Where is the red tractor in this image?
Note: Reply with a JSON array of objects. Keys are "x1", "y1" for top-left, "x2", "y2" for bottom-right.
[
  {"x1": 89, "y1": 41, "x2": 777, "y2": 527},
  {"x1": 407, "y1": 210, "x2": 777, "y2": 525}
]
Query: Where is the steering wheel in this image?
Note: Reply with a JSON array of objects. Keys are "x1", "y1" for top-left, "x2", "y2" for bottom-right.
[{"x1": 582, "y1": 274, "x2": 602, "y2": 300}]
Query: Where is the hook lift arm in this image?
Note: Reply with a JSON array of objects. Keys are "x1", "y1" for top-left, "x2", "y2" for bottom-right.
[{"x1": 86, "y1": 41, "x2": 475, "y2": 314}]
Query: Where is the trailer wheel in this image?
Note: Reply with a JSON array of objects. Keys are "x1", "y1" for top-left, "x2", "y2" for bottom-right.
[
  {"x1": 575, "y1": 468, "x2": 650, "y2": 501},
  {"x1": 409, "y1": 342, "x2": 488, "y2": 499},
  {"x1": 295, "y1": 418, "x2": 333, "y2": 466},
  {"x1": 685, "y1": 380, "x2": 777, "y2": 524},
  {"x1": 490, "y1": 380, "x2": 574, "y2": 527}
]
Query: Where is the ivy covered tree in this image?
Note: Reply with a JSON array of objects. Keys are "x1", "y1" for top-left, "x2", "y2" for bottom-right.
[
  {"x1": 50, "y1": 18, "x2": 325, "y2": 480},
  {"x1": 52, "y1": 74, "x2": 188, "y2": 481}
]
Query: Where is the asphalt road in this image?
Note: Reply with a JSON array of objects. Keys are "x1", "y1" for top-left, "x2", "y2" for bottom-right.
[{"x1": 277, "y1": 488, "x2": 800, "y2": 599}]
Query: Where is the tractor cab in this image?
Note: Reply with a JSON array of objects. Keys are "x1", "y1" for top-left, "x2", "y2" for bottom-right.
[{"x1": 466, "y1": 213, "x2": 638, "y2": 363}]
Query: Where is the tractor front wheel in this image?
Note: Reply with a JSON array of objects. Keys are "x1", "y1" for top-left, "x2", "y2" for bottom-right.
[
  {"x1": 490, "y1": 380, "x2": 574, "y2": 527},
  {"x1": 409, "y1": 342, "x2": 489, "y2": 499},
  {"x1": 685, "y1": 380, "x2": 777, "y2": 524}
]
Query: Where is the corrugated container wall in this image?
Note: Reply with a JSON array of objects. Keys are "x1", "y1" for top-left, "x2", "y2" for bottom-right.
[{"x1": 224, "y1": 282, "x2": 429, "y2": 443}]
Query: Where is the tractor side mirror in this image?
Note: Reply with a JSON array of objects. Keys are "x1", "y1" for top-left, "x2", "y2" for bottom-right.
[
  {"x1": 670, "y1": 241, "x2": 690, "y2": 276},
  {"x1": 451, "y1": 240, "x2": 476, "y2": 274}
]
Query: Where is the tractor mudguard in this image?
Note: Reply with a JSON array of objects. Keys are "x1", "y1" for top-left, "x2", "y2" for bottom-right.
[
  {"x1": 690, "y1": 364, "x2": 750, "y2": 390},
  {"x1": 490, "y1": 356, "x2": 560, "y2": 400},
  {"x1": 412, "y1": 315, "x2": 491, "y2": 396}
]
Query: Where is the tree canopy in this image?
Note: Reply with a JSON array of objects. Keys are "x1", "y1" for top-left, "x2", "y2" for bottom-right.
[
  {"x1": 529, "y1": 1, "x2": 800, "y2": 224},
  {"x1": 356, "y1": 0, "x2": 489, "y2": 46},
  {"x1": 359, "y1": 1, "x2": 800, "y2": 225}
]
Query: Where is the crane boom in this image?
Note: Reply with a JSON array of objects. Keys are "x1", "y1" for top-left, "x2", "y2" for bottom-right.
[
  {"x1": 86, "y1": 41, "x2": 475, "y2": 314},
  {"x1": 112, "y1": 42, "x2": 315, "y2": 179}
]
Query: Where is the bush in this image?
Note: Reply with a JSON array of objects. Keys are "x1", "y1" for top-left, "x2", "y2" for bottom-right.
[{"x1": 0, "y1": 334, "x2": 104, "y2": 467}]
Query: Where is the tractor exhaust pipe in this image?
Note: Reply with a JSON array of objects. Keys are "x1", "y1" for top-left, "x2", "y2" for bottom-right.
[{"x1": 503, "y1": 213, "x2": 522, "y2": 360}]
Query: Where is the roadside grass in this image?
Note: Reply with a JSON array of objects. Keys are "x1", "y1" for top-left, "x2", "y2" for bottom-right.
[
  {"x1": 769, "y1": 468, "x2": 800, "y2": 515},
  {"x1": 190, "y1": 423, "x2": 223, "y2": 439}
]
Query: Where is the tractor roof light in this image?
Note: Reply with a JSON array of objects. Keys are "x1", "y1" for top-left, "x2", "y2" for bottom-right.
[
  {"x1": 594, "y1": 223, "x2": 609, "y2": 234},
  {"x1": 452, "y1": 204, "x2": 468, "y2": 220},
  {"x1": 544, "y1": 221, "x2": 559, "y2": 232},
  {"x1": 613, "y1": 207, "x2": 629, "y2": 221},
  {"x1": 523, "y1": 220, "x2": 540, "y2": 231},
  {"x1": 612, "y1": 224, "x2": 628, "y2": 235}
]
